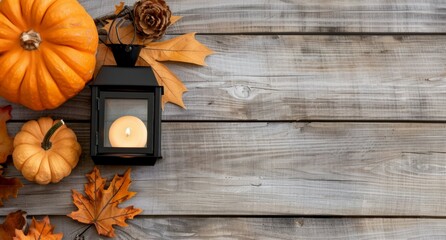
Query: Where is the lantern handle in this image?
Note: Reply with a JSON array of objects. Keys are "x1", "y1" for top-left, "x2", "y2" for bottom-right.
[{"x1": 105, "y1": 6, "x2": 137, "y2": 46}]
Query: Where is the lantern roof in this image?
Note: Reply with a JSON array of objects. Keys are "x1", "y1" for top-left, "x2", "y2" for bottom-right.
[{"x1": 91, "y1": 66, "x2": 159, "y2": 87}]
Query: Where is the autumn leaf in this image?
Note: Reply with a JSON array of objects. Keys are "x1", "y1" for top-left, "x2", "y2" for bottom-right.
[
  {"x1": 114, "y1": 2, "x2": 125, "y2": 14},
  {"x1": 68, "y1": 167, "x2": 142, "y2": 238},
  {"x1": 143, "y1": 33, "x2": 214, "y2": 66},
  {"x1": 139, "y1": 33, "x2": 212, "y2": 107},
  {"x1": 103, "y1": 21, "x2": 146, "y2": 45},
  {"x1": 96, "y1": 33, "x2": 191, "y2": 108},
  {"x1": 0, "y1": 210, "x2": 26, "y2": 240},
  {"x1": 95, "y1": 9, "x2": 213, "y2": 109},
  {"x1": 0, "y1": 105, "x2": 13, "y2": 164},
  {"x1": 14, "y1": 216, "x2": 62, "y2": 240},
  {"x1": 94, "y1": 44, "x2": 117, "y2": 76},
  {"x1": 170, "y1": 15, "x2": 182, "y2": 25},
  {"x1": 0, "y1": 166, "x2": 23, "y2": 207},
  {"x1": 139, "y1": 55, "x2": 188, "y2": 108}
]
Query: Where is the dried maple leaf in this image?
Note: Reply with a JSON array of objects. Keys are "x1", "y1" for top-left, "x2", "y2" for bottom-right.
[
  {"x1": 0, "y1": 105, "x2": 13, "y2": 164},
  {"x1": 114, "y1": 2, "x2": 125, "y2": 14},
  {"x1": 96, "y1": 8, "x2": 213, "y2": 109},
  {"x1": 0, "y1": 166, "x2": 23, "y2": 207},
  {"x1": 139, "y1": 54, "x2": 188, "y2": 108},
  {"x1": 0, "y1": 210, "x2": 26, "y2": 240},
  {"x1": 68, "y1": 167, "x2": 142, "y2": 238},
  {"x1": 139, "y1": 33, "x2": 213, "y2": 107},
  {"x1": 94, "y1": 44, "x2": 117, "y2": 76},
  {"x1": 142, "y1": 33, "x2": 214, "y2": 66},
  {"x1": 170, "y1": 15, "x2": 182, "y2": 25},
  {"x1": 14, "y1": 216, "x2": 62, "y2": 240},
  {"x1": 102, "y1": 21, "x2": 145, "y2": 45}
]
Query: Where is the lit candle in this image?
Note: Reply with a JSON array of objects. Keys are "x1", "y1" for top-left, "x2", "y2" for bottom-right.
[{"x1": 109, "y1": 116, "x2": 147, "y2": 147}]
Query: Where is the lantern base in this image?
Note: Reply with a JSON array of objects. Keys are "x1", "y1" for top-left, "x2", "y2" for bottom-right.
[{"x1": 91, "y1": 155, "x2": 162, "y2": 166}]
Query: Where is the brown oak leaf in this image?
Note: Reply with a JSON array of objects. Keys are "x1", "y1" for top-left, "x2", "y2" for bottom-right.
[
  {"x1": 68, "y1": 167, "x2": 142, "y2": 238},
  {"x1": 14, "y1": 216, "x2": 62, "y2": 240},
  {"x1": 0, "y1": 105, "x2": 13, "y2": 164},
  {"x1": 0, "y1": 210, "x2": 26, "y2": 240},
  {"x1": 0, "y1": 166, "x2": 23, "y2": 207}
]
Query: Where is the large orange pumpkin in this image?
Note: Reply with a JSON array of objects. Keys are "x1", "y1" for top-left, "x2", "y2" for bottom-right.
[{"x1": 0, "y1": 0, "x2": 98, "y2": 110}]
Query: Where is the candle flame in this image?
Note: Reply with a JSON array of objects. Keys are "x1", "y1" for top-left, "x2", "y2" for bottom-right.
[{"x1": 125, "y1": 127, "x2": 131, "y2": 137}]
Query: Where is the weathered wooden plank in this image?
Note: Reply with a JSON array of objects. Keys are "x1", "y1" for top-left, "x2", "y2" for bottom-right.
[
  {"x1": 0, "y1": 90, "x2": 91, "y2": 121},
  {"x1": 2, "y1": 216, "x2": 445, "y2": 240},
  {"x1": 1, "y1": 122, "x2": 446, "y2": 216},
  {"x1": 80, "y1": 0, "x2": 446, "y2": 34},
  {"x1": 2, "y1": 35, "x2": 446, "y2": 121},
  {"x1": 79, "y1": 0, "x2": 135, "y2": 19},
  {"x1": 162, "y1": 35, "x2": 446, "y2": 121}
]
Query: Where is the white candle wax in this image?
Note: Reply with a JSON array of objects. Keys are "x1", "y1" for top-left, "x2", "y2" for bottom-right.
[{"x1": 108, "y1": 115, "x2": 147, "y2": 148}]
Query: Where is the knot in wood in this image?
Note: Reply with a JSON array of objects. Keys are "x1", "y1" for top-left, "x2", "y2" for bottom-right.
[{"x1": 234, "y1": 85, "x2": 252, "y2": 99}]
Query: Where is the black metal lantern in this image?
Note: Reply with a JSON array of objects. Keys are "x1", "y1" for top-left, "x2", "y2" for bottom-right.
[
  {"x1": 90, "y1": 64, "x2": 163, "y2": 165},
  {"x1": 90, "y1": 45, "x2": 163, "y2": 166},
  {"x1": 90, "y1": 6, "x2": 163, "y2": 165}
]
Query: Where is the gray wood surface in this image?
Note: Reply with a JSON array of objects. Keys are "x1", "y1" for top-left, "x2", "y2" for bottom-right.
[
  {"x1": 3, "y1": 35, "x2": 446, "y2": 121},
  {"x1": 1, "y1": 1, "x2": 445, "y2": 239},
  {"x1": 1, "y1": 122, "x2": 446, "y2": 216},
  {"x1": 1, "y1": 216, "x2": 444, "y2": 240},
  {"x1": 80, "y1": 0, "x2": 446, "y2": 33}
]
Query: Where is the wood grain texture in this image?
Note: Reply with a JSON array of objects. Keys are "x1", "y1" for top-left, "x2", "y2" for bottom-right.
[
  {"x1": 0, "y1": 90, "x2": 91, "y2": 121},
  {"x1": 80, "y1": 0, "x2": 446, "y2": 34},
  {"x1": 1, "y1": 122, "x2": 446, "y2": 216},
  {"x1": 2, "y1": 0, "x2": 443, "y2": 238},
  {"x1": 163, "y1": 35, "x2": 446, "y2": 121},
  {"x1": 2, "y1": 216, "x2": 444, "y2": 240},
  {"x1": 79, "y1": 0, "x2": 136, "y2": 19},
  {"x1": 2, "y1": 35, "x2": 446, "y2": 121}
]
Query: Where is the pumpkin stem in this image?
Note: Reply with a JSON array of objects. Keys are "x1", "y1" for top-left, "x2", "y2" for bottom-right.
[
  {"x1": 41, "y1": 120, "x2": 65, "y2": 150},
  {"x1": 20, "y1": 30, "x2": 42, "y2": 51}
]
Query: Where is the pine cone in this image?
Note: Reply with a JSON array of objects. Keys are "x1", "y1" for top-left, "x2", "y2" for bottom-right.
[{"x1": 133, "y1": 0, "x2": 171, "y2": 40}]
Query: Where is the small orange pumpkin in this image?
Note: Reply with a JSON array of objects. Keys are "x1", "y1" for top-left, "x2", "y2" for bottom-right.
[
  {"x1": 0, "y1": 0, "x2": 98, "y2": 110},
  {"x1": 13, "y1": 117, "x2": 81, "y2": 184}
]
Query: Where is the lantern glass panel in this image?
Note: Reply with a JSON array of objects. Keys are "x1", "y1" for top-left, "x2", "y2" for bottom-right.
[
  {"x1": 97, "y1": 91, "x2": 155, "y2": 154},
  {"x1": 103, "y1": 99, "x2": 149, "y2": 148}
]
